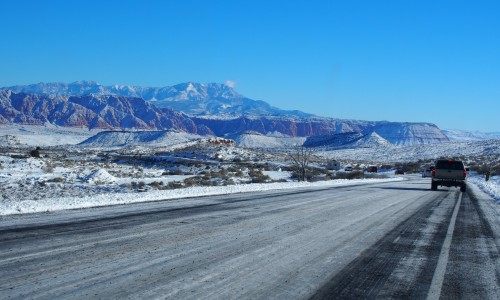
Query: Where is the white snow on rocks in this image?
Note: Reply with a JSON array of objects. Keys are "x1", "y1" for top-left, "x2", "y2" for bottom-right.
[{"x1": 84, "y1": 169, "x2": 117, "y2": 184}]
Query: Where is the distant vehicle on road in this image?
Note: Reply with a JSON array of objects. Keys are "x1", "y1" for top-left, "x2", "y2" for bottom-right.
[
  {"x1": 366, "y1": 166, "x2": 377, "y2": 173},
  {"x1": 395, "y1": 168, "x2": 405, "y2": 175},
  {"x1": 344, "y1": 166, "x2": 353, "y2": 172},
  {"x1": 422, "y1": 166, "x2": 434, "y2": 178},
  {"x1": 431, "y1": 159, "x2": 467, "y2": 192}
]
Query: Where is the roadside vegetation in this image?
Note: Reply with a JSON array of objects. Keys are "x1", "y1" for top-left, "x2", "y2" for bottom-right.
[{"x1": 2, "y1": 139, "x2": 497, "y2": 204}]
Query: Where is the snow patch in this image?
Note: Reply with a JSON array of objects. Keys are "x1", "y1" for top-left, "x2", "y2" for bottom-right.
[{"x1": 84, "y1": 169, "x2": 117, "y2": 184}]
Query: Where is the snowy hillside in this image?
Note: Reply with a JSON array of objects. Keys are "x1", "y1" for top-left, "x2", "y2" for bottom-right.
[
  {"x1": 319, "y1": 139, "x2": 500, "y2": 163},
  {"x1": 369, "y1": 122, "x2": 448, "y2": 145},
  {"x1": 193, "y1": 116, "x2": 448, "y2": 145},
  {"x1": 304, "y1": 132, "x2": 392, "y2": 149},
  {"x1": 303, "y1": 132, "x2": 364, "y2": 148},
  {"x1": 0, "y1": 124, "x2": 101, "y2": 146},
  {"x1": 344, "y1": 132, "x2": 393, "y2": 148},
  {"x1": 442, "y1": 129, "x2": 500, "y2": 142},
  {"x1": 79, "y1": 130, "x2": 205, "y2": 147},
  {"x1": 227, "y1": 131, "x2": 306, "y2": 149}
]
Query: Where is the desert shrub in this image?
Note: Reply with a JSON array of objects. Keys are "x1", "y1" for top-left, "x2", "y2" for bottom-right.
[
  {"x1": 249, "y1": 169, "x2": 270, "y2": 183},
  {"x1": 183, "y1": 176, "x2": 200, "y2": 187},
  {"x1": 203, "y1": 180, "x2": 218, "y2": 186},
  {"x1": 289, "y1": 167, "x2": 324, "y2": 181},
  {"x1": 46, "y1": 177, "x2": 65, "y2": 183},
  {"x1": 329, "y1": 172, "x2": 349, "y2": 180},
  {"x1": 273, "y1": 179, "x2": 288, "y2": 183},
  {"x1": 30, "y1": 147, "x2": 41, "y2": 158},
  {"x1": 166, "y1": 181, "x2": 183, "y2": 189},
  {"x1": 148, "y1": 181, "x2": 162, "y2": 189},
  {"x1": 281, "y1": 165, "x2": 296, "y2": 172},
  {"x1": 345, "y1": 170, "x2": 364, "y2": 180},
  {"x1": 290, "y1": 170, "x2": 302, "y2": 180},
  {"x1": 184, "y1": 176, "x2": 218, "y2": 187},
  {"x1": 223, "y1": 179, "x2": 235, "y2": 186},
  {"x1": 38, "y1": 181, "x2": 47, "y2": 187},
  {"x1": 235, "y1": 169, "x2": 244, "y2": 177},
  {"x1": 209, "y1": 170, "x2": 229, "y2": 180},
  {"x1": 210, "y1": 171, "x2": 222, "y2": 178},
  {"x1": 474, "y1": 163, "x2": 500, "y2": 176},
  {"x1": 329, "y1": 170, "x2": 366, "y2": 179},
  {"x1": 226, "y1": 166, "x2": 239, "y2": 173}
]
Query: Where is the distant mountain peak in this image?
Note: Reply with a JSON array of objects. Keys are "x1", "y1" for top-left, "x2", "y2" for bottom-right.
[{"x1": 2, "y1": 81, "x2": 307, "y2": 118}]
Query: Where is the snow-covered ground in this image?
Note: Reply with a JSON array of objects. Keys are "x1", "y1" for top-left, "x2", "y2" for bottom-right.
[
  {"x1": 0, "y1": 124, "x2": 101, "y2": 146},
  {"x1": 0, "y1": 177, "x2": 404, "y2": 216},
  {"x1": 1, "y1": 124, "x2": 499, "y2": 217},
  {"x1": 468, "y1": 174, "x2": 500, "y2": 201},
  {"x1": 0, "y1": 136, "x2": 399, "y2": 216}
]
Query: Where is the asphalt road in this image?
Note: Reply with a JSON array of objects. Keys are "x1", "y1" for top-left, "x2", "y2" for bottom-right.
[{"x1": 1, "y1": 177, "x2": 499, "y2": 299}]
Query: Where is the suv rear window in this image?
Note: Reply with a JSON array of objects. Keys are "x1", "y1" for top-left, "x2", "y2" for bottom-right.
[{"x1": 435, "y1": 160, "x2": 464, "y2": 170}]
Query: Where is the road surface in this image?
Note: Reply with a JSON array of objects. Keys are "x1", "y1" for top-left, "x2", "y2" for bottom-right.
[{"x1": 1, "y1": 177, "x2": 499, "y2": 299}]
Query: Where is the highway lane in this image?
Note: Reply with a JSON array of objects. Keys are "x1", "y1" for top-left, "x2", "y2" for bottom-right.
[{"x1": 1, "y1": 177, "x2": 499, "y2": 299}]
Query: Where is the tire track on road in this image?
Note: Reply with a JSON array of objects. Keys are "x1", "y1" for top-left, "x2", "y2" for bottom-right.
[{"x1": 310, "y1": 190, "x2": 457, "y2": 299}]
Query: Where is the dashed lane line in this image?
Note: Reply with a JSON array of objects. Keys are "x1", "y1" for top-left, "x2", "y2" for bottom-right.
[{"x1": 426, "y1": 192, "x2": 463, "y2": 300}]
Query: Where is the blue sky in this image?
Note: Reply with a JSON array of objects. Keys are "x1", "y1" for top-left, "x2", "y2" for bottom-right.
[{"x1": 1, "y1": 0, "x2": 499, "y2": 132}]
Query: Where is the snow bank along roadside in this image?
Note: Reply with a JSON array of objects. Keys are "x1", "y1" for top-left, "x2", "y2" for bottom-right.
[
  {"x1": 467, "y1": 174, "x2": 500, "y2": 201},
  {"x1": 0, "y1": 178, "x2": 404, "y2": 216}
]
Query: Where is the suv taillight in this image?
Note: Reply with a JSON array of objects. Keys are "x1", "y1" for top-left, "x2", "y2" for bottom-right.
[
  {"x1": 463, "y1": 169, "x2": 467, "y2": 178},
  {"x1": 432, "y1": 169, "x2": 436, "y2": 177}
]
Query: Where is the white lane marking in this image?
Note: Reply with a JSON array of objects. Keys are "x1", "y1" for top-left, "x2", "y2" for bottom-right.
[{"x1": 426, "y1": 192, "x2": 463, "y2": 300}]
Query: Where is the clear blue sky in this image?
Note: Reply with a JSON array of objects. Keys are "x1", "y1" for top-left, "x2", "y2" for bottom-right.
[{"x1": 1, "y1": 0, "x2": 499, "y2": 132}]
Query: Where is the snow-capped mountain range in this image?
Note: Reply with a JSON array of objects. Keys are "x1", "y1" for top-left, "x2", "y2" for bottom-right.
[
  {"x1": 1, "y1": 80, "x2": 488, "y2": 146},
  {"x1": 3, "y1": 81, "x2": 311, "y2": 117}
]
